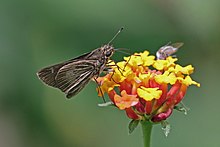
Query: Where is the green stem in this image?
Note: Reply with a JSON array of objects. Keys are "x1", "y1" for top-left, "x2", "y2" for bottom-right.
[{"x1": 141, "y1": 121, "x2": 153, "y2": 147}]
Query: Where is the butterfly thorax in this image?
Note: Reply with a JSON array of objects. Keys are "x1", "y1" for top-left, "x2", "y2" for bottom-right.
[{"x1": 92, "y1": 44, "x2": 114, "y2": 76}]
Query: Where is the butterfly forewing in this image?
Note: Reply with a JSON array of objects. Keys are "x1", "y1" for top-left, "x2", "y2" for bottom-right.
[
  {"x1": 37, "y1": 63, "x2": 67, "y2": 87},
  {"x1": 55, "y1": 61, "x2": 96, "y2": 97},
  {"x1": 36, "y1": 51, "x2": 92, "y2": 86},
  {"x1": 37, "y1": 45, "x2": 115, "y2": 98}
]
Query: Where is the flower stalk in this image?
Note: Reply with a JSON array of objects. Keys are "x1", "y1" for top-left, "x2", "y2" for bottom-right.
[{"x1": 141, "y1": 120, "x2": 153, "y2": 147}]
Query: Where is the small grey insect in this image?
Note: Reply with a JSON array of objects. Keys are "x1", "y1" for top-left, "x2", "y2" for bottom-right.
[
  {"x1": 37, "y1": 28, "x2": 123, "y2": 98},
  {"x1": 156, "y1": 42, "x2": 184, "y2": 60}
]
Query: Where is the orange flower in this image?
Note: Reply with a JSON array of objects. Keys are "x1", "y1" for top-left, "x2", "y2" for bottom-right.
[{"x1": 114, "y1": 90, "x2": 138, "y2": 110}]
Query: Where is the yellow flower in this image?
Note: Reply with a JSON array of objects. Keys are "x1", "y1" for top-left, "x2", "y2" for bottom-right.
[
  {"x1": 178, "y1": 76, "x2": 200, "y2": 87},
  {"x1": 137, "y1": 87, "x2": 162, "y2": 101},
  {"x1": 138, "y1": 72, "x2": 151, "y2": 85},
  {"x1": 153, "y1": 60, "x2": 168, "y2": 70},
  {"x1": 140, "y1": 51, "x2": 155, "y2": 66},
  {"x1": 154, "y1": 71, "x2": 177, "y2": 85},
  {"x1": 175, "y1": 64, "x2": 194, "y2": 75},
  {"x1": 116, "y1": 61, "x2": 133, "y2": 77},
  {"x1": 97, "y1": 76, "x2": 120, "y2": 96},
  {"x1": 124, "y1": 55, "x2": 143, "y2": 67},
  {"x1": 153, "y1": 56, "x2": 177, "y2": 70},
  {"x1": 166, "y1": 56, "x2": 178, "y2": 67}
]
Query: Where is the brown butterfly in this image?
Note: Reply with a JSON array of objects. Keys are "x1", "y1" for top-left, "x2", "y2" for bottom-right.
[{"x1": 37, "y1": 28, "x2": 123, "y2": 98}]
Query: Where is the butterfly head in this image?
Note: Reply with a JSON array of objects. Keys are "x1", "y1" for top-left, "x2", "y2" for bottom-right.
[
  {"x1": 103, "y1": 44, "x2": 115, "y2": 59},
  {"x1": 100, "y1": 27, "x2": 123, "y2": 60}
]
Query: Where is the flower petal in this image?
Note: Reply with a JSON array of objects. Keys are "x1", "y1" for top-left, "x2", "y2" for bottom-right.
[
  {"x1": 114, "y1": 90, "x2": 138, "y2": 110},
  {"x1": 178, "y1": 76, "x2": 200, "y2": 87},
  {"x1": 137, "y1": 87, "x2": 162, "y2": 101}
]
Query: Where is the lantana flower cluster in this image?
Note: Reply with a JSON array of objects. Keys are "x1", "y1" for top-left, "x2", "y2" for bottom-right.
[{"x1": 96, "y1": 50, "x2": 200, "y2": 122}]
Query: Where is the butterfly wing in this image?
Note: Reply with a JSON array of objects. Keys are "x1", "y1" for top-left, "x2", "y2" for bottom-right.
[
  {"x1": 37, "y1": 63, "x2": 65, "y2": 87},
  {"x1": 36, "y1": 47, "x2": 110, "y2": 98},
  {"x1": 37, "y1": 50, "x2": 102, "y2": 98},
  {"x1": 55, "y1": 60, "x2": 96, "y2": 98},
  {"x1": 37, "y1": 59, "x2": 97, "y2": 98},
  {"x1": 37, "y1": 52, "x2": 92, "y2": 87}
]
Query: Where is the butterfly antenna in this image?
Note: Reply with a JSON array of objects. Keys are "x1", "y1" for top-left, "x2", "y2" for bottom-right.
[
  {"x1": 115, "y1": 48, "x2": 131, "y2": 55},
  {"x1": 108, "y1": 27, "x2": 124, "y2": 45}
]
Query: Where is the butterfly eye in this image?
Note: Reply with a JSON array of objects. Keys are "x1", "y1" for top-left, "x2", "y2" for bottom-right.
[{"x1": 105, "y1": 51, "x2": 112, "y2": 57}]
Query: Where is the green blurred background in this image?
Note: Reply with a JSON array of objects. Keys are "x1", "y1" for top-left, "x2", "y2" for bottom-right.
[{"x1": 0, "y1": 0, "x2": 219, "y2": 147}]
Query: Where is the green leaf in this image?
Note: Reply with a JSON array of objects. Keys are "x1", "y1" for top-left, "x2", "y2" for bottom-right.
[
  {"x1": 128, "y1": 119, "x2": 140, "y2": 134},
  {"x1": 98, "y1": 101, "x2": 114, "y2": 107},
  {"x1": 161, "y1": 120, "x2": 171, "y2": 137}
]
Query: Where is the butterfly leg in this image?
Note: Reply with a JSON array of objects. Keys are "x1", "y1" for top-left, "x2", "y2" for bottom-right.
[
  {"x1": 103, "y1": 66, "x2": 120, "y2": 84},
  {"x1": 123, "y1": 54, "x2": 131, "y2": 71},
  {"x1": 107, "y1": 60, "x2": 125, "y2": 77},
  {"x1": 94, "y1": 78, "x2": 106, "y2": 103}
]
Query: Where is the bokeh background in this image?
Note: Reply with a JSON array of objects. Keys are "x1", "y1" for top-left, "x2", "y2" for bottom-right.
[{"x1": 0, "y1": 0, "x2": 219, "y2": 147}]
